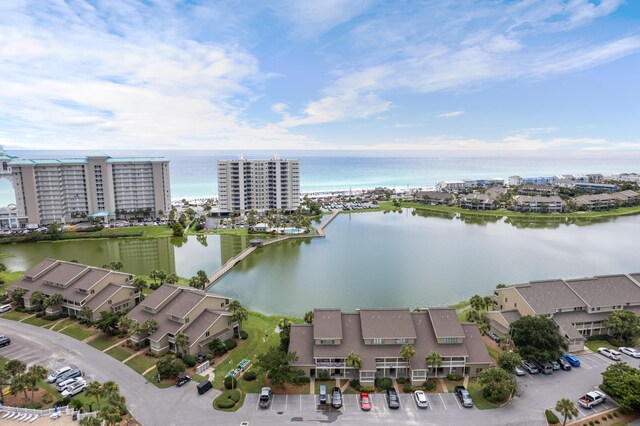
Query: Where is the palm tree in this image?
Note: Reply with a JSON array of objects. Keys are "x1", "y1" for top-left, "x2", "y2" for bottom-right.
[
  {"x1": 174, "y1": 332, "x2": 189, "y2": 355},
  {"x1": 101, "y1": 381, "x2": 120, "y2": 399},
  {"x1": 469, "y1": 295, "x2": 484, "y2": 312},
  {"x1": 117, "y1": 316, "x2": 133, "y2": 335},
  {"x1": 165, "y1": 273, "x2": 179, "y2": 285},
  {"x1": 10, "y1": 374, "x2": 28, "y2": 402},
  {"x1": 68, "y1": 398, "x2": 84, "y2": 412},
  {"x1": 278, "y1": 317, "x2": 292, "y2": 339},
  {"x1": 426, "y1": 351, "x2": 443, "y2": 378},
  {"x1": 79, "y1": 416, "x2": 101, "y2": 426},
  {"x1": 30, "y1": 291, "x2": 45, "y2": 312},
  {"x1": 80, "y1": 306, "x2": 93, "y2": 321},
  {"x1": 556, "y1": 398, "x2": 578, "y2": 426},
  {"x1": 44, "y1": 293, "x2": 64, "y2": 312},
  {"x1": 85, "y1": 381, "x2": 103, "y2": 409},
  {"x1": 132, "y1": 278, "x2": 147, "y2": 294},
  {"x1": 229, "y1": 300, "x2": 249, "y2": 332},
  {"x1": 142, "y1": 319, "x2": 158, "y2": 336},
  {"x1": 0, "y1": 369, "x2": 9, "y2": 404},
  {"x1": 345, "y1": 352, "x2": 362, "y2": 380},
  {"x1": 483, "y1": 296, "x2": 493, "y2": 311},
  {"x1": 128, "y1": 321, "x2": 142, "y2": 338},
  {"x1": 98, "y1": 402, "x2": 122, "y2": 426},
  {"x1": 400, "y1": 343, "x2": 416, "y2": 377},
  {"x1": 25, "y1": 364, "x2": 48, "y2": 402},
  {"x1": 303, "y1": 311, "x2": 314, "y2": 324}
]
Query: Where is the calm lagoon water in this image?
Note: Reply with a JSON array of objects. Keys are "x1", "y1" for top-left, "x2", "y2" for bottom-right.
[{"x1": 2, "y1": 210, "x2": 639, "y2": 316}]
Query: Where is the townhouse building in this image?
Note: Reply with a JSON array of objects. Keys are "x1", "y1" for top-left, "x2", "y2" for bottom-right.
[
  {"x1": 513, "y1": 195, "x2": 565, "y2": 213},
  {"x1": 415, "y1": 191, "x2": 455, "y2": 205},
  {"x1": 289, "y1": 308, "x2": 492, "y2": 386}
]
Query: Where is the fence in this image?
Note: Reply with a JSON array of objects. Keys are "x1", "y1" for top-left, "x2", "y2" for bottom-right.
[{"x1": 0, "y1": 405, "x2": 99, "y2": 421}]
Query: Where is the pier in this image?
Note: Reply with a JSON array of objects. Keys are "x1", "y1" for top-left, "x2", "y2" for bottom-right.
[{"x1": 206, "y1": 210, "x2": 341, "y2": 287}]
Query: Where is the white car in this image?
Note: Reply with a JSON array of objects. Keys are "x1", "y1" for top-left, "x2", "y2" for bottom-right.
[
  {"x1": 514, "y1": 366, "x2": 526, "y2": 376},
  {"x1": 61, "y1": 380, "x2": 86, "y2": 397},
  {"x1": 598, "y1": 347, "x2": 622, "y2": 361},
  {"x1": 619, "y1": 347, "x2": 640, "y2": 358},
  {"x1": 56, "y1": 377, "x2": 85, "y2": 391},
  {"x1": 413, "y1": 390, "x2": 429, "y2": 408},
  {"x1": 47, "y1": 366, "x2": 72, "y2": 383}
]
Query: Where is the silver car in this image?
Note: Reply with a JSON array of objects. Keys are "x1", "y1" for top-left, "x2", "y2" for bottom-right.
[
  {"x1": 619, "y1": 347, "x2": 640, "y2": 358},
  {"x1": 598, "y1": 347, "x2": 622, "y2": 361},
  {"x1": 514, "y1": 366, "x2": 526, "y2": 376}
]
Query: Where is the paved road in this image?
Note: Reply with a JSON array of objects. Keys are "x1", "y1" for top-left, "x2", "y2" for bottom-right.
[{"x1": 1, "y1": 319, "x2": 627, "y2": 426}]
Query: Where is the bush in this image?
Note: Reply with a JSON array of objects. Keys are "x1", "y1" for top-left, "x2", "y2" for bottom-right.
[
  {"x1": 349, "y1": 379, "x2": 361, "y2": 391},
  {"x1": 545, "y1": 409, "x2": 559, "y2": 425},
  {"x1": 396, "y1": 377, "x2": 406, "y2": 384},
  {"x1": 240, "y1": 330, "x2": 249, "y2": 340},
  {"x1": 607, "y1": 414, "x2": 613, "y2": 419},
  {"x1": 224, "y1": 376, "x2": 237, "y2": 390},
  {"x1": 359, "y1": 386, "x2": 375, "y2": 393},
  {"x1": 402, "y1": 382, "x2": 413, "y2": 393},
  {"x1": 224, "y1": 339, "x2": 237, "y2": 351},
  {"x1": 317, "y1": 370, "x2": 331, "y2": 381},
  {"x1": 156, "y1": 355, "x2": 186, "y2": 379},
  {"x1": 295, "y1": 376, "x2": 310, "y2": 384},
  {"x1": 227, "y1": 390, "x2": 241, "y2": 402},
  {"x1": 35, "y1": 311, "x2": 44, "y2": 318},
  {"x1": 375, "y1": 377, "x2": 393, "y2": 391},
  {"x1": 208, "y1": 338, "x2": 227, "y2": 357},
  {"x1": 423, "y1": 381, "x2": 437, "y2": 391},
  {"x1": 215, "y1": 398, "x2": 236, "y2": 409},
  {"x1": 183, "y1": 355, "x2": 196, "y2": 368},
  {"x1": 243, "y1": 371, "x2": 257, "y2": 381},
  {"x1": 446, "y1": 373, "x2": 463, "y2": 381}
]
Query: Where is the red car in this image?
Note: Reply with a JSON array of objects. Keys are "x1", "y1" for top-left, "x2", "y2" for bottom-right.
[{"x1": 360, "y1": 392, "x2": 372, "y2": 411}]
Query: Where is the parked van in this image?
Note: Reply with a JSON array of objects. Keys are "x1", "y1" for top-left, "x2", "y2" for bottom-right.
[
  {"x1": 319, "y1": 385, "x2": 327, "y2": 404},
  {"x1": 0, "y1": 304, "x2": 11, "y2": 314},
  {"x1": 537, "y1": 362, "x2": 553, "y2": 375},
  {"x1": 197, "y1": 380, "x2": 213, "y2": 395}
]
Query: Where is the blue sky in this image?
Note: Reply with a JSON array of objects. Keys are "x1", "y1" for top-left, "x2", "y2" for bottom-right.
[{"x1": 0, "y1": 0, "x2": 639, "y2": 151}]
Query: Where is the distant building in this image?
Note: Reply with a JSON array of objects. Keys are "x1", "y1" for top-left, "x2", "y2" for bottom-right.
[
  {"x1": 9, "y1": 258, "x2": 139, "y2": 321},
  {"x1": 437, "y1": 180, "x2": 465, "y2": 192},
  {"x1": 610, "y1": 173, "x2": 640, "y2": 183},
  {"x1": 289, "y1": 308, "x2": 492, "y2": 386},
  {"x1": 572, "y1": 190, "x2": 639, "y2": 210},
  {"x1": 0, "y1": 205, "x2": 26, "y2": 229},
  {"x1": 516, "y1": 184, "x2": 556, "y2": 196},
  {"x1": 10, "y1": 155, "x2": 170, "y2": 225},
  {"x1": 217, "y1": 157, "x2": 300, "y2": 213},
  {"x1": 513, "y1": 195, "x2": 565, "y2": 213},
  {"x1": 573, "y1": 182, "x2": 617, "y2": 192},
  {"x1": 508, "y1": 176, "x2": 523, "y2": 186},
  {"x1": 415, "y1": 191, "x2": 455, "y2": 205}
]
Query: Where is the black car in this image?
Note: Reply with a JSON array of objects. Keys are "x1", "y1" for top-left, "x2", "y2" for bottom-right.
[
  {"x1": 0, "y1": 335, "x2": 10, "y2": 347},
  {"x1": 557, "y1": 357, "x2": 572, "y2": 371},
  {"x1": 196, "y1": 353, "x2": 206, "y2": 363},
  {"x1": 386, "y1": 388, "x2": 400, "y2": 409},
  {"x1": 488, "y1": 332, "x2": 501, "y2": 343},
  {"x1": 176, "y1": 373, "x2": 191, "y2": 387},
  {"x1": 454, "y1": 385, "x2": 473, "y2": 408},
  {"x1": 331, "y1": 387, "x2": 342, "y2": 409}
]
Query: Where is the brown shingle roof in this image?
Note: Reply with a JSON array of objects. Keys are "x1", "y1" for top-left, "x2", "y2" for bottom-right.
[
  {"x1": 564, "y1": 275, "x2": 640, "y2": 308},
  {"x1": 462, "y1": 324, "x2": 493, "y2": 364},
  {"x1": 428, "y1": 308, "x2": 465, "y2": 338},
  {"x1": 183, "y1": 309, "x2": 223, "y2": 344},
  {"x1": 313, "y1": 309, "x2": 343, "y2": 340},
  {"x1": 164, "y1": 291, "x2": 205, "y2": 318},
  {"x1": 500, "y1": 310, "x2": 521, "y2": 324},
  {"x1": 39, "y1": 262, "x2": 87, "y2": 286},
  {"x1": 289, "y1": 325, "x2": 315, "y2": 366},
  {"x1": 411, "y1": 312, "x2": 468, "y2": 369},
  {"x1": 515, "y1": 280, "x2": 586, "y2": 314},
  {"x1": 359, "y1": 309, "x2": 416, "y2": 340},
  {"x1": 139, "y1": 284, "x2": 180, "y2": 310},
  {"x1": 74, "y1": 269, "x2": 110, "y2": 290},
  {"x1": 84, "y1": 283, "x2": 122, "y2": 310},
  {"x1": 24, "y1": 258, "x2": 56, "y2": 279}
]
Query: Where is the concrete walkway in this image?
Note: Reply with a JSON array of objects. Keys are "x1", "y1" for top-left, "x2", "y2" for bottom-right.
[{"x1": 123, "y1": 347, "x2": 148, "y2": 364}]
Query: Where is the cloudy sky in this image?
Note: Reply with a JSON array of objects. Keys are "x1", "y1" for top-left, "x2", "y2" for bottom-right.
[{"x1": 1, "y1": 0, "x2": 639, "y2": 151}]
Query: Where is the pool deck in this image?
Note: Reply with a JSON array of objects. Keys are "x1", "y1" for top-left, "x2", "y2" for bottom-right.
[{"x1": 206, "y1": 210, "x2": 340, "y2": 286}]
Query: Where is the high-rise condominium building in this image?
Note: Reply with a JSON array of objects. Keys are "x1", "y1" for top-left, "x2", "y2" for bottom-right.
[
  {"x1": 217, "y1": 157, "x2": 300, "y2": 213},
  {"x1": 11, "y1": 155, "x2": 171, "y2": 225}
]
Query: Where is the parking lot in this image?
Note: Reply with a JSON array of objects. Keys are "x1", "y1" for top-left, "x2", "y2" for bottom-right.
[{"x1": 0, "y1": 333, "x2": 56, "y2": 368}]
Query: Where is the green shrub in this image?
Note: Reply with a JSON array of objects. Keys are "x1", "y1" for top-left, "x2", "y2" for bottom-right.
[
  {"x1": 227, "y1": 390, "x2": 241, "y2": 402},
  {"x1": 182, "y1": 354, "x2": 196, "y2": 368},
  {"x1": 35, "y1": 311, "x2": 44, "y2": 318},
  {"x1": 423, "y1": 381, "x2": 437, "y2": 391},
  {"x1": 594, "y1": 420, "x2": 600, "y2": 425},
  {"x1": 295, "y1": 376, "x2": 310, "y2": 384},
  {"x1": 446, "y1": 373, "x2": 463, "y2": 381},
  {"x1": 240, "y1": 330, "x2": 249, "y2": 340},
  {"x1": 216, "y1": 398, "x2": 235, "y2": 409},
  {"x1": 589, "y1": 421, "x2": 594, "y2": 426},
  {"x1": 224, "y1": 339, "x2": 237, "y2": 350},
  {"x1": 349, "y1": 379, "x2": 361, "y2": 391},
  {"x1": 243, "y1": 371, "x2": 257, "y2": 381},
  {"x1": 601, "y1": 417, "x2": 607, "y2": 421},
  {"x1": 317, "y1": 370, "x2": 331, "y2": 381},
  {"x1": 359, "y1": 386, "x2": 375, "y2": 393},
  {"x1": 607, "y1": 414, "x2": 612, "y2": 419},
  {"x1": 224, "y1": 376, "x2": 237, "y2": 390},
  {"x1": 396, "y1": 377, "x2": 406, "y2": 384},
  {"x1": 402, "y1": 382, "x2": 413, "y2": 393},
  {"x1": 545, "y1": 409, "x2": 559, "y2": 425},
  {"x1": 375, "y1": 377, "x2": 393, "y2": 391},
  {"x1": 613, "y1": 411, "x2": 619, "y2": 417}
]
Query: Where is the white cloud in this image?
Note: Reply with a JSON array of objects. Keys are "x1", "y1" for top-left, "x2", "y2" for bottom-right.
[{"x1": 438, "y1": 111, "x2": 465, "y2": 118}]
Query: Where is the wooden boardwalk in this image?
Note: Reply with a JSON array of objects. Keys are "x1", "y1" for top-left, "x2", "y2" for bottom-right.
[{"x1": 206, "y1": 210, "x2": 341, "y2": 287}]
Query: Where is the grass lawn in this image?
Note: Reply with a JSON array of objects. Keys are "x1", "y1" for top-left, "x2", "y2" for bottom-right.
[
  {"x1": 443, "y1": 378, "x2": 464, "y2": 392},
  {"x1": 0, "y1": 270, "x2": 24, "y2": 293},
  {"x1": 236, "y1": 372, "x2": 268, "y2": 394},
  {"x1": 125, "y1": 354, "x2": 157, "y2": 374},
  {"x1": 487, "y1": 346, "x2": 501, "y2": 361},
  {"x1": 585, "y1": 339, "x2": 617, "y2": 353},
  {"x1": 51, "y1": 318, "x2": 75, "y2": 332},
  {"x1": 60, "y1": 325, "x2": 95, "y2": 340},
  {"x1": 0, "y1": 310, "x2": 31, "y2": 321},
  {"x1": 211, "y1": 311, "x2": 302, "y2": 389},
  {"x1": 314, "y1": 379, "x2": 336, "y2": 394},
  {"x1": 213, "y1": 389, "x2": 244, "y2": 412},
  {"x1": 143, "y1": 367, "x2": 175, "y2": 388},
  {"x1": 466, "y1": 379, "x2": 498, "y2": 410},
  {"x1": 23, "y1": 315, "x2": 55, "y2": 327},
  {"x1": 106, "y1": 345, "x2": 133, "y2": 362},
  {"x1": 88, "y1": 334, "x2": 123, "y2": 351}
]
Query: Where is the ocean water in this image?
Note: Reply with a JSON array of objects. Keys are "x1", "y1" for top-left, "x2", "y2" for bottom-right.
[{"x1": 1, "y1": 149, "x2": 639, "y2": 204}]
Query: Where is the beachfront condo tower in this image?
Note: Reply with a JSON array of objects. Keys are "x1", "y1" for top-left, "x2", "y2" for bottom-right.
[
  {"x1": 11, "y1": 155, "x2": 171, "y2": 225},
  {"x1": 217, "y1": 157, "x2": 300, "y2": 213}
]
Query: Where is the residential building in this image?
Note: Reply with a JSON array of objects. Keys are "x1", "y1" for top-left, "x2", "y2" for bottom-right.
[
  {"x1": 9, "y1": 258, "x2": 139, "y2": 321},
  {"x1": 127, "y1": 284, "x2": 237, "y2": 356},
  {"x1": 217, "y1": 157, "x2": 300, "y2": 213},
  {"x1": 0, "y1": 205, "x2": 26, "y2": 229},
  {"x1": 586, "y1": 174, "x2": 604, "y2": 183},
  {"x1": 436, "y1": 181, "x2": 465, "y2": 192},
  {"x1": 573, "y1": 182, "x2": 617, "y2": 192},
  {"x1": 513, "y1": 195, "x2": 565, "y2": 213},
  {"x1": 415, "y1": 191, "x2": 455, "y2": 205},
  {"x1": 516, "y1": 184, "x2": 556, "y2": 196},
  {"x1": 609, "y1": 173, "x2": 640, "y2": 183},
  {"x1": 10, "y1": 155, "x2": 171, "y2": 225},
  {"x1": 508, "y1": 176, "x2": 523, "y2": 186},
  {"x1": 458, "y1": 187, "x2": 505, "y2": 210},
  {"x1": 487, "y1": 273, "x2": 640, "y2": 352},
  {"x1": 573, "y1": 190, "x2": 639, "y2": 211},
  {"x1": 289, "y1": 308, "x2": 493, "y2": 386}
]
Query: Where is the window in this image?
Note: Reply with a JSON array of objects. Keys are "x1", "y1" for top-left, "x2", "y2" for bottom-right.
[
  {"x1": 320, "y1": 339, "x2": 334, "y2": 345},
  {"x1": 443, "y1": 337, "x2": 458, "y2": 344},
  {"x1": 205, "y1": 331, "x2": 210, "y2": 337},
  {"x1": 108, "y1": 300, "x2": 112, "y2": 305},
  {"x1": 505, "y1": 298, "x2": 508, "y2": 302},
  {"x1": 373, "y1": 338, "x2": 383, "y2": 344},
  {"x1": 395, "y1": 338, "x2": 407, "y2": 344}
]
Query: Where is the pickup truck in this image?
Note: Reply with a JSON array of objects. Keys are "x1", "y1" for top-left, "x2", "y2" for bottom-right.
[{"x1": 578, "y1": 391, "x2": 606, "y2": 409}]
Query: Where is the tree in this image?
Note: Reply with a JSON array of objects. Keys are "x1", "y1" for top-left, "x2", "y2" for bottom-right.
[
  {"x1": 25, "y1": 364, "x2": 48, "y2": 402},
  {"x1": 79, "y1": 415, "x2": 101, "y2": 426},
  {"x1": 165, "y1": 273, "x2": 179, "y2": 285},
  {"x1": 400, "y1": 343, "x2": 416, "y2": 366},
  {"x1": 483, "y1": 296, "x2": 494, "y2": 311},
  {"x1": 345, "y1": 352, "x2": 362, "y2": 379},
  {"x1": 601, "y1": 362, "x2": 640, "y2": 411},
  {"x1": 29, "y1": 291, "x2": 45, "y2": 312},
  {"x1": 156, "y1": 355, "x2": 186, "y2": 379},
  {"x1": 149, "y1": 269, "x2": 160, "y2": 285},
  {"x1": 95, "y1": 311, "x2": 122, "y2": 335},
  {"x1": 48, "y1": 222, "x2": 62, "y2": 240},
  {"x1": 80, "y1": 306, "x2": 93, "y2": 321},
  {"x1": 466, "y1": 309, "x2": 481, "y2": 322},
  {"x1": 208, "y1": 338, "x2": 227, "y2": 356},
  {"x1": 426, "y1": 351, "x2": 443, "y2": 377},
  {"x1": 604, "y1": 310, "x2": 640, "y2": 344},
  {"x1": 555, "y1": 398, "x2": 578, "y2": 426},
  {"x1": 132, "y1": 277, "x2": 148, "y2": 294},
  {"x1": 175, "y1": 332, "x2": 189, "y2": 355},
  {"x1": 0, "y1": 263, "x2": 6, "y2": 272},
  {"x1": 0, "y1": 368, "x2": 9, "y2": 404},
  {"x1": 117, "y1": 316, "x2": 133, "y2": 335},
  {"x1": 98, "y1": 402, "x2": 122, "y2": 426},
  {"x1": 510, "y1": 316, "x2": 567, "y2": 363},
  {"x1": 11, "y1": 287, "x2": 27, "y2": 309},
  {"x1": 476, "y1": 315, "x2": 490, "y2": 336},
  {"x1": 478, "y1": 367, "x2": 516, "y2": 403},
  {"x1": 69, "y1": 398, "x2": 84, "y2": 411},
  {"x1": 196, "y1": 270, "x2": 208, "y2": 288},
  {"x1": 9, "y1": 373, "x2": 28, "y2": 402},
  {"x1": 43, "y1": 293, "x2": 64, "y2": 311},
  {"x1": 172, "y1": 221, "x2": 185, "y2": 237},
  {"x1": 303, "y1": 310, "x2": 314, "y2": 324},
  {"x1": 469, "y1": 295, "x2": 484, "y2": 312},
  {"x1": 142, "y1": 319, "x2": 158, "y2": 337},
  {"x1": 497, "y1": 352, "x2": 522, "y2": 374},
  {"x1": 278, "y1": 317, "x2": 292, "y2": 351},
  {"x1": 85, "y1": 381, "x2": 104, "y2": 409},
  {"x1": 229, "y1": 300, "x2": 249, "y2": 332},
  {"x1": 5, "y1": 359, "x2": 26, "y2": 379},
  {"x1": 255, "y1": 346, "x2": 299, "y2": 388}
]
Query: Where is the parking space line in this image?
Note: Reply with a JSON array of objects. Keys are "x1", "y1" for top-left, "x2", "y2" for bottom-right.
[
  {"x1": 270, "y1": 395, "x2": 275, "y2": 411},
  {"x1": 439, "y1": 393, "x2": 448, "y2": 410},
  {"x1": 576, "y1": 406, "x2": 588, "y2": 418},
  {"x1": 451, "y1": 393, "x2": 463, "y2": 410},
  {"x1": 299, "y1": 394, "x2": 302, "y2": 412},
  {"x1": 284, "y1": 395, "x2": 288, "y2": 412}
]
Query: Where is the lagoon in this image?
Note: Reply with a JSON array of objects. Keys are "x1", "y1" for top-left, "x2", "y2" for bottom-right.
[{"x1": 2, "y1": 210, "x2": 639, "y2": 316}]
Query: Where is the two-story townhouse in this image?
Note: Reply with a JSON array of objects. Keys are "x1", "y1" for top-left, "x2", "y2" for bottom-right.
[
  {"x1": 127, "y1": 284, "x2": 236, "y2": 356},
  {"x1": 513, "y1": 195, "x2": 565, "y2": 213},
  {"x1": 9, "y1": 258, "x2": 138, "y2": 321},
  {"x1": 289, "y1": 308, "x2": 492, "y2": 386},
  {"x1": 415, "y1": 191, "x2": 455, "y2": 205}
]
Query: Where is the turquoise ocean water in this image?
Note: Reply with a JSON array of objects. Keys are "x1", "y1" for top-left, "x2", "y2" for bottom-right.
[{"x1": 1, "y1": 150, "x2": 639, "y2": 204}]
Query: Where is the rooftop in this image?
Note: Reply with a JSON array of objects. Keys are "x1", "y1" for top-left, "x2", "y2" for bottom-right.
[
  {"x1": 359, "y1": 309, "x2": 417, "y2": 340},
  {"x1": 313, "y1": 309, "x2": 343, "y2": 340}
]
